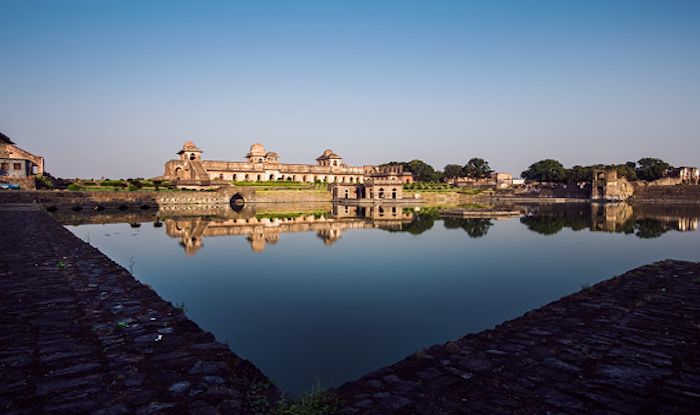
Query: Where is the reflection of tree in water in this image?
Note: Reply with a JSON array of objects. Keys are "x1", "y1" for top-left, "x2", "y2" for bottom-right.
[
  {"x1": 520, "y1": 215, "x2": 567, "y2": 235},
  {"x1": 521, "y1": 213, "x2": 669, "y2": 239},
  {"x1": 443, "y1": 218, "x2": 493, "y2": 238},
  {"x1": 634, "y1": 219, "x2": 668, "y2": 239},
  {"x1": 384, "y1": 210, "x2": 439, "y2": 235}
]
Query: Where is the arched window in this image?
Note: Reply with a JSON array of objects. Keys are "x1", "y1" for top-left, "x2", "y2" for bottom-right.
[
  {"x1": 189, "y1": 153, "x2": 196, "y2": 160},
  {"x1": 269, "y1": 174, "x2": 275, "y2": 181},
  {"x1": 257, "y1": 174, "x2": 262, "y2": 181},
  {"x1": 344, "y1": 189, "x2": 349, "y2": 198},
  {"x1": 392, "y1": 188, "x2": 397, "y2": 199},
  {"x1": 245, "y1": 174, "x2": 250, "y2": 181},
  {"x1": 379, "y1": 188, "x2": 385, "y2": 198}
]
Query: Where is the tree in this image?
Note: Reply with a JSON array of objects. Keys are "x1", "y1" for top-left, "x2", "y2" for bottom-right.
[
  {"x1": 443, "y1": 164, "x2": 464, "y2": 178},
  {"x1": 382, "y1": 160, "x2": 441, "y2": 182},
  {"x1": 614, "y1": 162, "x2": 638, "y2": 181},
  {"x1": 463, "y1": 158, "x2": 493, "y2": 179},
  {"x1": 567, "y1": 165, "x2": 592, "y2": 183},
  {"x1": 636, "y1": 158, "x2": 672, "y2": 181},
  {"x1": 521, "y1": 159, "x2": 567, "y2": 183}
]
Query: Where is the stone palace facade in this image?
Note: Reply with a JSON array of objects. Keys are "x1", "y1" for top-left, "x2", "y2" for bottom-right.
[{"x1": 163, "y1": 141, "x2": 413, "y2": 187}]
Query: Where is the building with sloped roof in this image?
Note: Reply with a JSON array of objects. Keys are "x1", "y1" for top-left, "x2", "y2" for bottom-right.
[{"x1": 0, "y1": 132, "x2": 44, "y2": 183}]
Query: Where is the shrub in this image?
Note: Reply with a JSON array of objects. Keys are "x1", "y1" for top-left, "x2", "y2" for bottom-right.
[
  {"x1": 100, "y1": 179, "x2": 127, "y2": 188},
  {"x1": 35, "y1": 175, "x2": 53, "y2": 189},
  {"x1": 67, "y1": 183, "x2": 83, "y2": 191}
]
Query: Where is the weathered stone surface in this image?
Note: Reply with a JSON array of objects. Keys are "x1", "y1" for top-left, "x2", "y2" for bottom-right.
[
  {"x1": 0, "y1": 208, "x2": 278, "y2": 414},
  {"x1": 335, "y1": 260, "x2": 700, "y2": 414}
]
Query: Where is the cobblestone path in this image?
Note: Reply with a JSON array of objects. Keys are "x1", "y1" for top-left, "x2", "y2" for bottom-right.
[
  {"x1": 336, "y1": 260, "x2": 700, "y2": 414},
  {"x1": 0, "y1": 207, "x2": 277, "y2": 414}
]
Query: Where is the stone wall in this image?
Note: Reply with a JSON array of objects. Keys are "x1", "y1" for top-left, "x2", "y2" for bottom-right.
[
  {"x1": 632, "y1": 185, "x2": 700, "y2": 203},
  {"x1": 0, "y1": 188, "x2": 259, "y2": 208},
  {"x1": 0, "y1": 190, "x2": 160, "y2": 207},
  {"x1": 253, "y1": 189, "x2": 332, "y2": 203}
]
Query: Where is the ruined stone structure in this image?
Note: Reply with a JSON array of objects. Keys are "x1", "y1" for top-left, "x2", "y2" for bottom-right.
[
  {"x1": 649, "y1": 166, "x2": 700, "y2": 186},
  {"x1": 590, "y1": 168, "x2": 635, "y2": 201},
  {"x1": 332, "y1": 165, "x2": 411, "y2": 202},
  {"x1": 447, "y1": 172, "x2": 523, "y2": 189},
  {"x1": 0, "y1": 132, "x2": 44, "y2": 187},
  {"x1": 676, "y1": 167, "x2": 700, "y2": 185},
  {"x1": 163, "y1": 142, "x2": 413, "y2": 187}
]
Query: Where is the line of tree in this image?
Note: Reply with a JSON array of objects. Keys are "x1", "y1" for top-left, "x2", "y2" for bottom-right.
[
  {"x1": 381, "y1": 157, "x2": 495, "y2": 182},
  {"x1": 521, "y1": 158, "x2": 674, "y2": 183}
]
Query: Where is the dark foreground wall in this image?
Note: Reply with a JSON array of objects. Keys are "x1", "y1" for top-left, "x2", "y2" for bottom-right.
[
  {"x1": 336, "y1": 260, "x2": 700, "y2": 414},
  {"x1": 0, "y1": 206, "x2": 277, "y2": 414}
]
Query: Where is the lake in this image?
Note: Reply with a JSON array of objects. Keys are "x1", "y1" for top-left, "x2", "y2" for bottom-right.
[{"x1": 61, "y1": 202, "x2": 700, "y2": 395}]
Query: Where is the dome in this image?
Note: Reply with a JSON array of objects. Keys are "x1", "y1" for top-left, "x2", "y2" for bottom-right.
[
  {"x1": 316, "y1": 149, "x2": 342, "y2": 160},
  {"x1": 248, "y1": 143, "x2": 267, "y2": 155},
  {"x1": 177, "y1": 140, "x2": 202, "y2": 155}
]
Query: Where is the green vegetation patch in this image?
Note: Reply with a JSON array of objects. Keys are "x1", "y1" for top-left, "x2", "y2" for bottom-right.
[
  {"x1": 275, "y1": 380, "x2": 339, "y2": 415},
  {"x1": 255, "y1": 210, "x2": 330, "y2": 220}
]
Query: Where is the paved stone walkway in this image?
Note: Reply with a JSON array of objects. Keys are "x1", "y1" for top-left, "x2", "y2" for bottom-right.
[
  {"x1": 335, "y1": 260, "x2": 700, "y2": 414},
  {"x1": 0, "y1": 208, "x2": 277, "y2": 414}
]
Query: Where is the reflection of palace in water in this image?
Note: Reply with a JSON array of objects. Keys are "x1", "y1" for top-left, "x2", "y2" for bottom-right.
[
  {"x1": 591, "y1": 203, "x2": 699, "y2": 233},
  {"x1": 165, "y1": 204, "x2": 414, "y2": 255}
]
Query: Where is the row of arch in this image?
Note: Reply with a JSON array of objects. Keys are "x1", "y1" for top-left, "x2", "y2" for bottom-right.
[{"x1": 214, "y1": 173, "x2": 363, "y2": 183}]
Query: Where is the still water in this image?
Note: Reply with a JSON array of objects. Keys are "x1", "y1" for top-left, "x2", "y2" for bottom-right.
[{"x1": 63, "y1": 202, "x2": 700, "y2": 395}]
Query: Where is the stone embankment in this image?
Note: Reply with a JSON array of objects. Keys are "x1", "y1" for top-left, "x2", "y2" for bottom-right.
[
  {"x1": 0, "y1": 205, "x2": 277, "y2": 415},
  {"x1": 336, "y1": 260, "x2": 700, "y2": 414},
  {"x1": 632, "y1": 185, "x2": 700, "y2": 203},
  {"x1": 0, "y1": 187, "x2": 332, "y2": 209}
]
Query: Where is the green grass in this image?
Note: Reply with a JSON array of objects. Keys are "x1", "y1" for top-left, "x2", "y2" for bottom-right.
[
  {"x1": 275, "y1": 380, "x2": 339, "y2": 415},
  {"x1": 255, "y1": 210, "x2": 330, "y2": 220},
  {"x1": 403, "y1": 182, "x2": 484, "y2": 194},
  {"x1": 456, "y1": 203, "x2": 488, "y2": 210}
]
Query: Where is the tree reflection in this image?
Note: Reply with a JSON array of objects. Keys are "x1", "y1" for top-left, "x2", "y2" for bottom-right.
[
  {"x1": 521, "y1": 211, "x2": 671, "y2": 239},
  {"x1": 443, "y1": 218, "x2": 494, "y2": 238}
]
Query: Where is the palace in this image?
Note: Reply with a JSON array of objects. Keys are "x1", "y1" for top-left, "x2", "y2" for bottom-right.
[{"x1": 163, "y1": 141, "x2": 413, "y2": 187}]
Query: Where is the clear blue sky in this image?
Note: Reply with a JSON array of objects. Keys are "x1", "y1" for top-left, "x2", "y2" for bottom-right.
[{"x1": 1, "y1": 0, "x2": 699, "y2": 178}]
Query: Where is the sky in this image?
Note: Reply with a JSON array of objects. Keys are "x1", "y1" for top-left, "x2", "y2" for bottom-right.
[{"x1": 1, "y1": 0, "x2": 699, "y2": 178}]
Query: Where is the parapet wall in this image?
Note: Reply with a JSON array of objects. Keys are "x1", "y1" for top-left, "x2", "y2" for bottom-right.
[
  {"x1": 253, "y1": 189, "x2": 333, "y2": 203},
  {"x1": 0, "y1": 190, "x2": 160, "y2": 207},
  {"x1": 0, "y1": 187, "x2": 331, "y2": 208}
]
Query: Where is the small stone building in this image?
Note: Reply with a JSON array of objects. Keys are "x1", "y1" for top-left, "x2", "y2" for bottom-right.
[
  {"x1": 332, "y1": 165, "x2": 409, "y2": 201},
  {"x1": 591, "y1": 169, "x2": 634, "y2": 201},
  {"x1": 0, "y1": 132, "x2": 44, "y2": 188}
]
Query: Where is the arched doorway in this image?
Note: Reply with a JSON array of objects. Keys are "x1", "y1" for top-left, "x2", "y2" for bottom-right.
[{"x1": 230, "y1": 193, "x2": 246, "y2": 212}]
